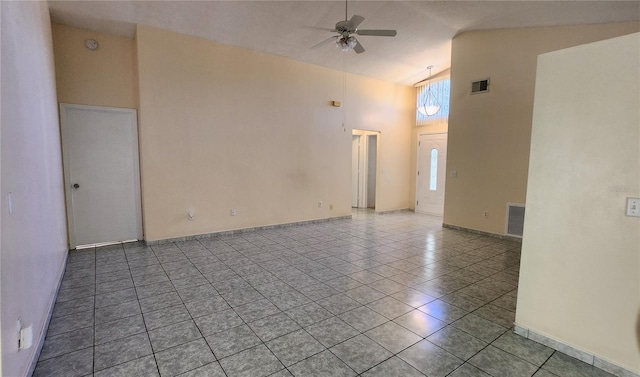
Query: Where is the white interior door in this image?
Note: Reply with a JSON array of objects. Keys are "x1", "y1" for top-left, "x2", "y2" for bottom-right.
[
  {"x1": 366, "y1": 135, "x2": 377, "y2": 209},
  {"x1": 61, "y1": 104, "x2": 143, "y2": 248},
  {"x1": 416, "y1": 133, "x2": 448, "y2": 215},
  {"x1": 351, "y1": 135, "x2": 360, "y2": 208}
]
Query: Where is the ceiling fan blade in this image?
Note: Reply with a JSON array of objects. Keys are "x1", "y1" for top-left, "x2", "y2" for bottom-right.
[
  {"x1": 356, "y1": 29, "x2": 397, "y2": 37},
  {"x1": 353, "y1": 39, "x2": 365, "y2": 54},
  {"x1": 302, "y1": 26, "x2": 337, "y2": 33},
  {"x1": 346, "y1": 15, "x2": 365, "y2": 31},
  {"x1": 311, "y1": 36, "x2": 338, "y2": 49}
]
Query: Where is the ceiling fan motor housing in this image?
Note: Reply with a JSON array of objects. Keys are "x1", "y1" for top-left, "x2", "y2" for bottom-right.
[{"x1": 335, "y1": 20, "x2": 354, "y2": 35}]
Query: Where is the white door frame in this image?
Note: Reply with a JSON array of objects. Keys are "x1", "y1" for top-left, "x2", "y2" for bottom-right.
[
  {"x1": 352, "y1": 130, "x2": 379, "y2": 209},
  {"x1": 416, "y1": 132, "x2": 448, "y2": 215},
  {"x1": 60, "y1": 103, "x2": 143, "y2": 248},
  {"x1": 351, "y1": 135, "x2": 360, "y2": 208}
]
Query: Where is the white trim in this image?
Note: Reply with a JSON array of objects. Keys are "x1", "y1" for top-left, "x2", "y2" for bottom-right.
[
  {"x1": 59, "y1": 103, "x2": 143, "y2": 249},
  {"x1": 352, "y1": 130, "x2": 380, "y2": 210},
  {"x1": 359, "y1": 135, "x2": 368, "y2": 209}
]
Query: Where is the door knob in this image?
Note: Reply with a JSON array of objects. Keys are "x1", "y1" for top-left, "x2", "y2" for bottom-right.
[{"x1": 73, "y1": 183, "x2": 80, "y2": 189}]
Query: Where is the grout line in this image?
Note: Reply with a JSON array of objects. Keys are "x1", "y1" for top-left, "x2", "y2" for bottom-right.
[
  {"x1": 123, "y1": 242, "x2": 164, "y2": 377},
  {"x1": 92, "y1": 245, "x2": 98, "y2": 375},
  {"x1": 532, "y1": 350, "x2": 558, "y2": 377}
]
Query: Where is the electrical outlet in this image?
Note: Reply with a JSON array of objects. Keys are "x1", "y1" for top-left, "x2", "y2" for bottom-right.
[
  {"x1": 483, "y1": 211, "x2": 488, "y2": 218},
  {"x1": 626, "y1": 198, "x2": 640, "y2": 217},
  {"x1": 230, "y1": 209, "x2": 236, "y2": 216},
  {"x1": 318, "y1": 201, "x2": 322, "y2": 208},
  {"x1": 18, "y1": 322, "x2": 32, "y2": 350},
  {"x1": 450, "y1": 171, "x2": 457, "y2": 178}
]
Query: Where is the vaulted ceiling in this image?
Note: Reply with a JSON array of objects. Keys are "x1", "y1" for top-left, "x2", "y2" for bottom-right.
[{"x1": 48, "y1": 1, "x2": 640, "y2": 86}]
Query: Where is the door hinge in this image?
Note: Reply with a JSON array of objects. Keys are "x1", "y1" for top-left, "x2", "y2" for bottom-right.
[
  {"x1": 417, "y1": 171, "x2": 419, "y2": 176},
  {"x1": 418, "y1": 141, "x2": 421, "y2": 146},
  {"x1": 416, "y1": 200, "x2": 419, "y2": 206}
]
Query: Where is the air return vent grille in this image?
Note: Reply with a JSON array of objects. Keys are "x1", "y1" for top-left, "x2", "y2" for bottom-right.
[
  {"x1": 506, "y1": 203, "x2": 525, "y2": 237},
  {"x1": 471, "y1": 79, "x2": 489, "y2": 94}
]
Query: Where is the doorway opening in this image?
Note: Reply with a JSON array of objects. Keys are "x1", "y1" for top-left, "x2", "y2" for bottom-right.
[{"x1": 351, "y1": 130, "x2": 379, "y2": 209}]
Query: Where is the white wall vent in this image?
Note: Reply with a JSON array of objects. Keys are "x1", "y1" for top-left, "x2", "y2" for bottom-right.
[
  {"x1": 506, "y1": 203, "x2": 525, "y2": 237},
  {"x1": 471, "y1": 79, "x2": 490, "y2": 94}
]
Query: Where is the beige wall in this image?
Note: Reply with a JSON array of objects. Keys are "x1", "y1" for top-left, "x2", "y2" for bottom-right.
[
  {"x1": 1, "y1": 2, "x2": 68, "y2": 376},
  {"x1": 52, "y1": 23, "x2": 137, "y2": 109},
  {"x1": 444, "y1": 22, "x2": 640, "y2": 235},
  {"x1": 136, "y1": 25, "x2": 413, "y2": 241},
  {"x1": 517, "y1": 33, "x2": 639, "y2": 374}
]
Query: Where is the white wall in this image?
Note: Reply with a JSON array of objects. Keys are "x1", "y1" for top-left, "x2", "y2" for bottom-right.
[
  {"x1": 517, "y1": 33, "x2": 640, "y2": 374},
  {"x1": 1, "y1": 2, "x2": 69, "y2": 376}
]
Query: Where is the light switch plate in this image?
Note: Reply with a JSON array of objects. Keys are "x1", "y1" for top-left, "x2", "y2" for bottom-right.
[{"x1": 626, "y1": 197, "x2": 640, "y2": 217}]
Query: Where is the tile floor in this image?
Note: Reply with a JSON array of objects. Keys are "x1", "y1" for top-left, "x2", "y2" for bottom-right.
[{"x1": 35, "y1": 210, "x2": 616, "y2": 377}]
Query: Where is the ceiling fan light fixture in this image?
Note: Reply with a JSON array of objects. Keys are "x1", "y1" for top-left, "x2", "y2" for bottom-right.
[{"x1": 336, "y1": 36, "x2": 357, "y2": 51}]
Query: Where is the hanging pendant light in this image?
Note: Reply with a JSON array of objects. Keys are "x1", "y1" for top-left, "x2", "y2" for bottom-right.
[{"x1": 417, "y1": 66, "x2": 441, "y2": 116}]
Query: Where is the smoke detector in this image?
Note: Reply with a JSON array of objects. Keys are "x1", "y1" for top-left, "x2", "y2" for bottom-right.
[{"x1": 85, "y1": 39, "x2": 98, "y2": 50}]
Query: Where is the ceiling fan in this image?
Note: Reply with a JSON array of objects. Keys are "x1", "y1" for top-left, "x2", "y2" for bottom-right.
[{"x1": 310, "y1": 1, "x2": 397, "y2": 54}]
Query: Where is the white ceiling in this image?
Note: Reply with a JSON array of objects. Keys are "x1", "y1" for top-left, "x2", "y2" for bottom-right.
[{"x1": 47, "y1": 1, "x2": 640, "y2": 86}]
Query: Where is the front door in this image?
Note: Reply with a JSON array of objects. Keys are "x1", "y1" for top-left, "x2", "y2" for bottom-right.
[
  {"x1": 416, "y1": 133, "x2": 447, "y2": 215},
  {"x1": 60, "y1": 104, "x2": 143, "y2": 248}
]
